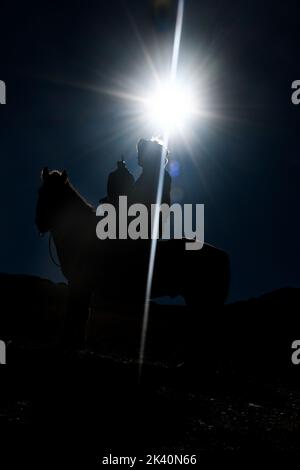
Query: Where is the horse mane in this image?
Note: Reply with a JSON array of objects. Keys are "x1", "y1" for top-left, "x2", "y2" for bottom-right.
[{"x1": 64, "y1": 179, "x2": 95, "y2": 214}]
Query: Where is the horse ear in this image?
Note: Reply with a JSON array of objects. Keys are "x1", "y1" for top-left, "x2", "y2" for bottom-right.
[
  {"x1": 41, "y1": 167, "x2": 49, "y2": 182},
  {"x1": 61, "y1": 169, "x2": 67, "y2": 183}
]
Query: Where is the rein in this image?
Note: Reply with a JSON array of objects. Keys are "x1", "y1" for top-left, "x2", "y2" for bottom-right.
[{"x1": 48, "y1": 233, "x2": 61, "y2": 268}]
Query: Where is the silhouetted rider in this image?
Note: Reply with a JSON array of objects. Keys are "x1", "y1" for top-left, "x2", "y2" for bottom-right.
[
  {"x1": 101, "y1": 138, "x2": 172, "y2": 237},
  {"x1": 102, "y1": 138, "x2": 171, "y2": 209},
  {"x1": 131, "y1": 138, "x2": 171, "y2": 208},
  {"x1": 100, "y1": 157, "x2": 135, "y2": 206}
]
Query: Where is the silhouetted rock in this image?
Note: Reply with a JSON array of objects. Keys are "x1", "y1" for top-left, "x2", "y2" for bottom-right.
[
  {"x1": 0, "y1": 273, "x2": 68, "y2": 342},
  {"x1": 0, "y1": 273, "x2": 299, "y2": 377},
  {"x1": 223, "y1": 287, "x2": 300, "y2": 377}
]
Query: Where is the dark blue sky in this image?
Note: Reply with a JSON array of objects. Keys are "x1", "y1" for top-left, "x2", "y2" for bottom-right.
[{"x1": 0, "y1": 0, "x2": 299, "y2": 301}]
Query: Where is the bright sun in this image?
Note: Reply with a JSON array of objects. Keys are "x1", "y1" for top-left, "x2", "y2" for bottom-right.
[{"x1": 145, "y1": 80, "x2": 196, "y2": 133}]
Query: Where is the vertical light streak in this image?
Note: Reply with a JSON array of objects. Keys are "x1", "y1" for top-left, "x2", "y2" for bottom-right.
[
  {"x1": 138, "y1": 0, "x2": 185, "y2": 381},
  {"x1": 171, "y1": 0, "x2": 184, "y2": 83}
]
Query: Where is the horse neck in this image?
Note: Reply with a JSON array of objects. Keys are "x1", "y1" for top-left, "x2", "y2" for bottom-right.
[{"x1": 50, "y1": 183, "x2": 95, "y2": 272}]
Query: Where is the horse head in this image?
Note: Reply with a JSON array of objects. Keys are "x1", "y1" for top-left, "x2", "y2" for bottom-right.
[{"x1": 35, "y1": 167, "x2": 68, "y2": 234}]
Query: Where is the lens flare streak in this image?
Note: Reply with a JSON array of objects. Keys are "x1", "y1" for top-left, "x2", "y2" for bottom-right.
[{"x1": 138, "y1": 0, "x2": 185, "y2": 381}]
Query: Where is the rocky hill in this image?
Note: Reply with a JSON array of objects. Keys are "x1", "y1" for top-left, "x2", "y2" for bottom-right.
[{"x1": 0, "y1": 273, "x2": 300, "y2": 457}]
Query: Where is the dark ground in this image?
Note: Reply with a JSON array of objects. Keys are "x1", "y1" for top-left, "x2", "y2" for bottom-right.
[{"x1": 0, "y1": 274, "x2": 300, "y2": 463}]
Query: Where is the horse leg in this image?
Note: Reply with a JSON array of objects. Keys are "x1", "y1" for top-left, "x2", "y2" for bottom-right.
[
  {"x1": 182, "y1": 245, "x2": 230, "y2": 310},
  {"x1": 181, "y1": 246, "x2": 230, "y2": 372},
  {"x1": 62, "y1": 282, "x2": 91, "y2": 350}
]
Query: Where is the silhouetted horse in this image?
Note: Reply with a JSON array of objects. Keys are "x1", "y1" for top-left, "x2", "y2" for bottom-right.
[{"x1": 36, "y1": 168, "x2": 230, "y2": 349}]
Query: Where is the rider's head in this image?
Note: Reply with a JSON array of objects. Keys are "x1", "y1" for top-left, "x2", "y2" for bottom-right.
[{"x1": 137, "y1": 138, "x2": 169, "y2": 171}]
